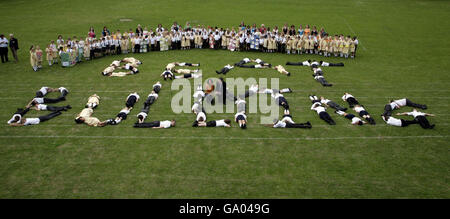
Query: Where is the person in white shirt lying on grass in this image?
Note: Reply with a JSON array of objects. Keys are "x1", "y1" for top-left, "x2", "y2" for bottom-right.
[
  {"x1": 9, "y1": 111, "x2": 63, "y2": 126},
  {"x1": 286, "y1": 60, "x2": 343, "y2": 67},
  {"x1": 396, "y1": 109, "x2": 435, "y2": 129},
  {"x1": 216, "y1": 64, "x2": 234, "y2": 74},
  {"x1": 381, "y1": 115, "x2": 417, "y2": 127},
  {"x1": 27, "y1": 101, "x2": 71, "y2": 112},
  {"x1": 133, "y1": 120, "x2": 176, "y2": 128},
  {"x1": 194, "y1": 119, "x2": 231, "y2": 127},
  {"x1": 309, "y1": 95, "x2": 347, "y2": 112},
  {"x1": 335, "y1": 110, "x2": 366, "y2": 126},
  {"x1": 383, "y1": 98, "x2": 427, "y2": 117},
  {"x1": 268, "y1": 113, "x2": 312, "y2": 128}
]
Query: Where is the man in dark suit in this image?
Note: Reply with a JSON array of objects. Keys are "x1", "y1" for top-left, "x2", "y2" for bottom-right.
[{"x1": 9, "y1": 34, "x2": 18, "y2": 62}]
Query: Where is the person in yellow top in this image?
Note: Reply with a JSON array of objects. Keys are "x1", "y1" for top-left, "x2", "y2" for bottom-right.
[
  {"x1": 45, "y1": 44, "x2": 54, "y2": 66},
  {"x1": 75, "y1": 107, "x2": 111, "y2": 127},
  {"x1": 120, "y1": 35, "x2": 129, "y2": 54},
  {"x1": 86, "y1": 94, "x2": 100, "y2": 109},
  {"x1": 35, "y1": 45, "x2": 43, "y2": 69},
  {"x1": 122, "y1": 57, "x2": 142, "y2": 65},
  {"x1": 268, "y1": 36, "x2": 275, "y2": 53},
  {"x1": 29, "y1": 45, "x2": 38, "y2": 71},
  {"x1": 221, "y1": 33, "x2": 227, "y2": 49},
  {"x1": 273, "y1": 65, "x2": 290, "y2": 76},
  {"x1": 50, "y1": 41, "x2": 58, "y2": 64},
  {"x1": 174, "y1": 68, "x2": 199, "y2": 74},
  {"x1": 105, "y1": 71, "x2": 134, "y2": 77},
  {"x1": 304, "y1": 25, "x2": 311, "y2": 36},
  {"x1": 338, "y1": 35, "x2": 344, "y2": 57},
  {"x1": 332, "y1": 35, "x2": 339, "y2": 57},
  {"x1": 285, "y1": 36, "x2": 292, "y2": 54},
  {"x1": 342, "y1": 36, "x2": 351, "y2": 58},
  {"x1": 319, "y1": 36, "x2": 327, "y2": 56},
  {"x1": 291, "y1": 36, "x2": 298, "y2": 54},
  {"x1": 326, "y1": 36, "x2": 333, "y2": 57},
  {"x1": 84, "y1": 41, "x2": 90, "y2": 61}
]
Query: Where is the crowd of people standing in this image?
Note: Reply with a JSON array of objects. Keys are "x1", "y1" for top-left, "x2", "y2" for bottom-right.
[{"x1": 24, "y1": 22, "x2": 358, "y2": 71}]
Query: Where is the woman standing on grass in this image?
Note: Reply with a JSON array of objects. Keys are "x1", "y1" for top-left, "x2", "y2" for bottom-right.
[{"x1": 88, "y1": 27, "x2": 95, "y2": 38}]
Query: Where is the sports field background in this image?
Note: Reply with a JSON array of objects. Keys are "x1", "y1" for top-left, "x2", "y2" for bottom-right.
[{"x1": 0, "y1": 0, "x2": 449, "y2": 198}]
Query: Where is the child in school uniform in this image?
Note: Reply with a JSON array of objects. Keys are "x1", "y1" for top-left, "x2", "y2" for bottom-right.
[
  {"x1": 45, "y1": 44, "x2": 54, "y2": 66},
  {"x1": 121, "y1": 36, "x2": 128, "y2": 54},
  {"x1": 78, "y1": 40, "x2": 84, "y2": 62},
  {"x1": 291, "y1": 36, "x2": 298, "y2": 54},
  {"x1": 221, "y1": 33, "x2": 227, "y2": 49},
  {"x1": 332, "y1": 36, "x2": 339, "y2": 57},
  {"x1": 165, "y1": 33, "x2": 172, "y2": 51},
  {"x1": 286, "y1": 36, "x2": 292, "y2": 54},
  {"x1": 350, "y1": 37, "x2": 356, "y2": 58},
  {"x1": 133, "y1": 35, "x2": 141, "y2": 53},
  {"x1": 234, "y1": 34, "x2": 240, "y2": 51},
  {"x1": 35, "y1": 45, "x2": 43, "y2": 69},
  {"x1": 57, "y1": 35, "x2": 64, "y2": 48},
  {"x1": 30, "y1": 45, "x2": 38, "y2": 71},
  {"x1": 50, "y1": 40, "x2": 58, "y2": 64},
  {"x1": 114, "y1": 36, "x2": 121, "y2": 54},
  {"x1": 140, "y1": 36, "x2": 145, "y2": 53},
  {"x1": 84, "y1": 40, "x2": 91, "y2": 61},
  {"x1": 343, "y1": 36, "x2": 350, "y2": 58},
  {"x1": 338, "y1": 36, "x2": 344, "y2": 57},
  {"x1": 181, "y1": 34, "x2": 186, "y2": 50}
]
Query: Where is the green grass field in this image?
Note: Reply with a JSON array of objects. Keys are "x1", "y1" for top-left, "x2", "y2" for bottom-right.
[{"x1": 0, "y1": 0, "x2": 449, "y2": 198}]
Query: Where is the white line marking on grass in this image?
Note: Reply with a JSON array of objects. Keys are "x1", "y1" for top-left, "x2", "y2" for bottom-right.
[
  {"x1": 0, "y1": 135, "x2": 448, "y2": 141},
  {"x1": 343, "y1": 17, "x2": 367, "y2": 51}
]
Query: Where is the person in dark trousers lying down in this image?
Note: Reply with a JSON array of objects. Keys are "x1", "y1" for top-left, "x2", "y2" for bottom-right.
[
  {"x1": 216, "y1": 64, "x2": 234, "y2": 74},
  {"x1": 8, "y1": 111, "x2": 62, "y2": 126},
  {"x1": 335, "y1": 110, "x2": 366, "y2": 125},
  {"x1": 193, "y1": 119, "x2": 231, "y2": 127},
  {"x1": 125, "y1": 92, "x2": 140, "y2": 108},
  {"x1": 353, "y1": 104, "x2": 376, "y2": 125},
  {"x1": 309, "y1": 95, "x2": 347, "y2": 111},
  {"x1": 27, "y1": 101, "x2": 71, "y2": 112},
  {"x1": 311, "y1": 60, "x2": 344, "y2": 67},
  {"x1": 234, "y1": 57, "x2": 251, "y2": 66},
  {"x1": 7, "y1": 107, "x2": 30, "y2": 124},
  {"x1": 268, "y1": 114, "x2": 312, "y2": 128},
  {"x1": 133, "y1": 120, "x2": 176, "y2": 128},
  {"x1": 342, "y1": 92, "x2": 359, "y2": 108},
  {"x1": 396, "y1": 109, "x2": 435, "y2": 129},
  {"x1": 311, "y1": 66, "x2": 332, "y2": 87},
  {"x1": 137, "y1": 82, "x2": 161, "y2": 123},
  {"x1": 311, "y1": 102, "x2": 335, "y2": 125},
  {"x1": 383, "y1": 98, "x2": 427, "y2": 117},
  {"x1": 382, "y1": 115, "x2": 417, "y2": 127}
]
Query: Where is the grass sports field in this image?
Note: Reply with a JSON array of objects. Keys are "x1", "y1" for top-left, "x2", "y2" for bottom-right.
[{"x1": 0, "y1": 0, "x2": 449, "y2": 198}]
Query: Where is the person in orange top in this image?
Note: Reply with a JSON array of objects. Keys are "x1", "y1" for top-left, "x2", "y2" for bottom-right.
[{"x1": 304, "y1": 25, "x2": 311, "y2": 36}]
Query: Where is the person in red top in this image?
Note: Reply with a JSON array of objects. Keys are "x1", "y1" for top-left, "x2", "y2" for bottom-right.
[
  {"x1": 259, "y1": 24, "x2": 266, "y2": 34},
  {"x1": 88, "y1": 27, "x2": 95, "y2": 38}
]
